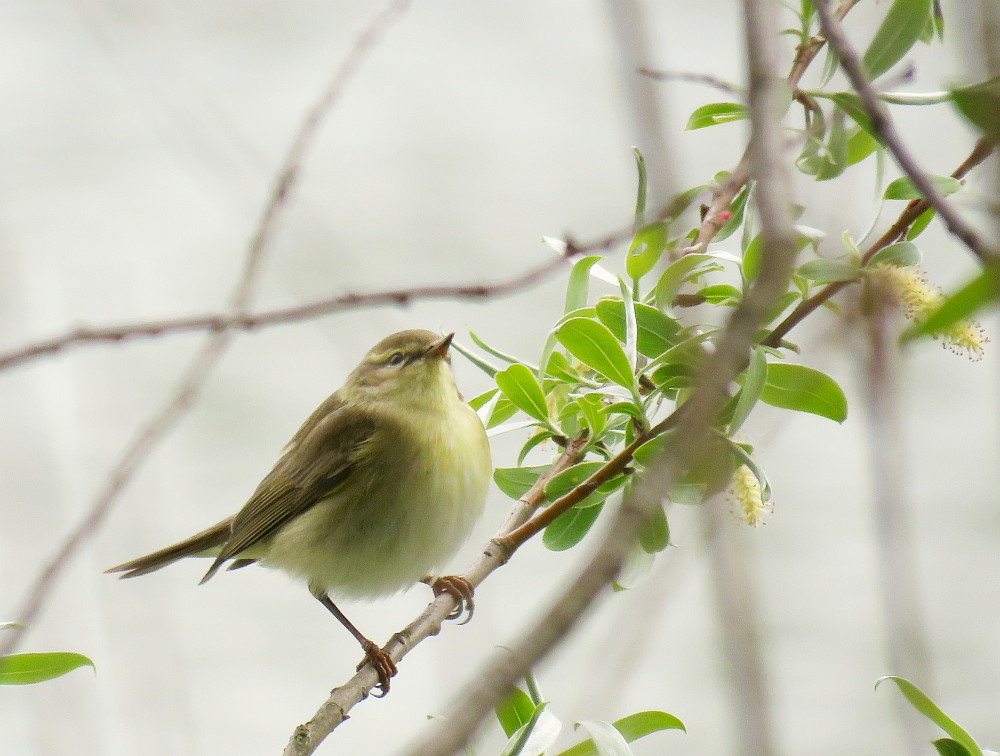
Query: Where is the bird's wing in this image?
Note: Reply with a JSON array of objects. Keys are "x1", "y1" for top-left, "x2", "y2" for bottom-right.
[{"x1": 199, "y1": 399, "x2": 378, "y2": 584}]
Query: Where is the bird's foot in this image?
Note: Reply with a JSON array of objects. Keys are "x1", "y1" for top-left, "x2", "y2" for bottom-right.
[
  {"x1": 356, "y1": 639, "x2": 397, "y2": 696},
  {"x1": 425, "y1": 575, "x2": 476, "y2": 625}
]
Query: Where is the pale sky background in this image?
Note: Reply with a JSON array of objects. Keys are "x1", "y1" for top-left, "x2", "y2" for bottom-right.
[{"x1": 1, "y1": 1, "x2": 998, "y2": 755}]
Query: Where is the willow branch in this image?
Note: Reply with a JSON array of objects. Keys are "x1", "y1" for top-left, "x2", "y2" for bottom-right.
[
  {"x1": 0, "y1": 0, "x2": 412, "y2": 662},
  {"x1": 690, "y1": 0, "x2": 861, "y2": 250},
  {"x1": 403, "y1": 2, "x2": 800, "y2": 750},
  {"x1": 815, "y1": 0, "x2": 999, "y2": 263},
  {"x1": 762, "y1": 138, "x2": 995, "y2": 348}
]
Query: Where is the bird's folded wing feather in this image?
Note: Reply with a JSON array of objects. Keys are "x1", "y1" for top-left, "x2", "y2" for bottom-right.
[{"x1": 199, "y1": 399, "x2": 378, "y2": 584}]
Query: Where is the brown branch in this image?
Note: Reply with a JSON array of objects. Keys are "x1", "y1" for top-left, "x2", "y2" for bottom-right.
[
  {"x1": 0, "y1": 0, "x2": 413, "y2": 663},
  {"x1": 281, "y1": 436, "x2": 589, "y2": 756},
  {"x1": 761, "y1": 138, "x2": 995, "y2": 348},
  {"x1": 815, "y1": 0, "x2": 999, "y2": 264},
  {"x1": 690, "y1": 0, "x2": 862, "y2": 250}
]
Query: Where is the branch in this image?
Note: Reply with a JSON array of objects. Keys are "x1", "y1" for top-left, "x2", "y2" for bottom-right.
[
  {"x1": 403, "y1": 0, "x2": 801, "y2": 751},
  {"x1": 690, "y1": 0, "x2": 862, "y2": 250},
  {"x1": 815, "y1": 0, "x2": 999, "y2": 264},
  {"x1": 0, "y1": 0, "x2": 412, "y2": 662},
  {"x1": 761, "y1": 137, "x2": 995, "y2": 348}
]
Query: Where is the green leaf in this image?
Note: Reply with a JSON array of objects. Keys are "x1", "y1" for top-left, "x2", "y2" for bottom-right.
[
  {"x1": 452, "y1": 338, "x2": 501, "y2": 378},
  {"x1": 861, "y1": 0, "x2": 933, "y2": 80},
  {"x1": 576, "y1": 393, "x2": 607, "y2": 438},
  {"x1": 571, "y1": 721, "x2": 631, "y2": 756},
  {"x1": 876, "y1": 676, "x2": 982, "y2": 756},
  {"x1": 518, "y1": 430, "x2": 555, "y2": 466},
  {"x1": 468, "y1": 388, "x2": 498, "y2": 411},
  {"x1": 906, "y1": 207, "x2": 936, "y2": 240},
  {"x1": 595, "y1": 298, "x2": 682, "y2": 358},
  {"x1": 543, "y1": 501, "x2": 604, "y2": 551},
  {"x1": 933, "y1": 740, "x2": 973, "y2": 756},
  {"x1": 729, "y1": 346, "x2": 767, "y2": 434},
  {"x1": 496, "y1": 687, "x2": 535, "y2": 738},
  {"x1": 742, "y1": 233, "x2": 763, "y2": 283},
  {"x1": 487, "y1": 396, "x2": 520, "y2": 429},
  {"x1": 469, "y1": 330, "x2": 529, "y2": 368},
  {"x1": 556, "y1": 710, "x2": 685, "y2": 756},
  {"x1": 639, "y1": 505, "x2": 670, "y2": 553},
  {"x1": 632, "y1": 146, "x2": 647, "y2": 219},
  {"x1": 627, "y1": 223, "x2": 667, "y2": 282},
  {"x1": 0, "y1": 652, "x2": 94, "y2": 685},
  {"x1": 846, "y1": 126, "x2": 880, "y2": 165},
  {"x1": 556, "y1": 318, "x2": 635, "y2": 390},
  {"x1": 565, "y1": 256, "x2": 604, "y2": 314},
  {"x1": 496, "y1": 364, "x2": 550, "y2": 424},
  {"x1": 760, "y1": 363, "x2": 848, "y2": 422},
  {"x1": 696, "y1": 283, "x2": 742, "y2": 305},
  {"x1": 867, "y1": 241, "x2": 921, "y2": 268},
  {"x1": 906, "y1": 263, "x2": 1000, "y2": 340},
  {"x1": 653, "y1": 254, "x2": 714, "y2": 310},
  {"x1": 817, "y1": 92, "x2": 875, "y2": 137},
  {"x1": 500, "y1": 702, "x2": 560, "y2": 756},
  {"x1": 714, "y1": 183, "x2": 752, "y2": 242},
  {"x1": 797, "y1": 258, "x2": 860, "y2": 283},
  {"x1": 883, "y1": 174, "x2": 961, "y2": 200},
  {"x1": 685, "y1": 101, "x2": 749, "y2": 130},
  {"x1": 493, "y1": 466, "x2": 549, "y2": 500},
  {"x1": 950, "y1": 76, "x2": 1000, "y2": 144},
  {"x1": 545, "y1": 462, "x2": 611, "y2": 507}
]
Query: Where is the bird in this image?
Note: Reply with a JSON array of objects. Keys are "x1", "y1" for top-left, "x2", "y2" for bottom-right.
[{"x1": 107, "y1": 329, "x2": 492, "y2": 693}]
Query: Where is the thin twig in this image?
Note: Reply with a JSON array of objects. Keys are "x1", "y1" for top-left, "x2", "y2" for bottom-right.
[
  {"x1": 0, "y1": 0, "x2": 412, "y2": 662},
  {"x1": 815, "y1": 0, "x2": 999, "y2": 263},
  {"x1": 691, "y1": 0, "x2": 862, "y2": 250},
  {"x1": 403, "y1": 0, "x2": 801, "y2": 749}
]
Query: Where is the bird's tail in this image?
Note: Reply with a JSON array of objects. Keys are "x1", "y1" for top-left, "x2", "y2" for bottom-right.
[{"x1": 105, "y1": 517, "x2": 234, "y2": 579}]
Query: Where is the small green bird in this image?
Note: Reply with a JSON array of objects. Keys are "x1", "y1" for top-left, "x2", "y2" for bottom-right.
[{"x1": 108, "y1": 329, "x2": 492, "y2": 693}]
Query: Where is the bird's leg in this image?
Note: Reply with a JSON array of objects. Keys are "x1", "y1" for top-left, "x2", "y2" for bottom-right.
[
  {"x1": 421, "y1": 575, "x2": 476, "y2": 625},
  {"x1": 311, "y1": 589, "x2": 397, "y2": 695}
]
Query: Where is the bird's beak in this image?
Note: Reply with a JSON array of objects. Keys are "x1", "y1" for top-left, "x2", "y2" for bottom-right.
[{"x1": 425, "y1": 332, "x2": 454, "y2": 360}]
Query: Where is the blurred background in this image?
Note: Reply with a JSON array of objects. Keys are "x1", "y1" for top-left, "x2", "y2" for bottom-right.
[{"x1": 1, "y1": 1, "x2": 997, "y2": 754}]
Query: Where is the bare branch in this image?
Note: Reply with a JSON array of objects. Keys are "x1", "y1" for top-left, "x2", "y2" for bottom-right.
[
  {"x1": 0, "y1": 0, "x2": 412, "y2": 662},
  {"x1": 814, "y1": 0, "x2": 999, "y2": 264}
]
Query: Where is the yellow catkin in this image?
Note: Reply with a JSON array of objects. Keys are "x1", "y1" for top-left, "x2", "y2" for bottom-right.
[
  {"x1": 729, "y1": 464, "x2": 773, "y2": 527},
  {"x1": 870, "y1": 264, "x2": 989, "y2": 361}
]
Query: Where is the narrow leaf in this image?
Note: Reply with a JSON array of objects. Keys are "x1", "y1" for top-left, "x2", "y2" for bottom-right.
[
  {"x1": 545, "y1": 462, "x2": 610, "y2": 507},
  {"x1": 729, "y1": 346, "x2": 767, "y2": 433},
  {"x1": 653, "y1": 254, "x2": 714, "y2": 311},
  {"x1": 883, "y1": 174, "x2": 961, "y2": 200},
  {"x1": 950, "y1": 76, "x2": 1000, "y2": 143},
  {"x1": 861, "y1": 0, "x2": 933, "y2": 80},
  {"x1": 867, "y1": 241, "x2": 921, "y2": 268},
  {"x1": 627, "y1": 223, "x2": 667, "y2": 282},
  {"x1": 556, "y1": 710, "x2": 685, "y2": 756},
  {"x1": 543, "y1": 502, "x2": 604, "y2": 551},
  {"x1": 934, "y1": 740, "x2": 973, "y2": 756},
  {"x1": 556, "y1": 318, "x2": 635, "y2": 389},
  {"x1": 572, "y1": 720, "x2": 631, "y2": 756},
  {"x1": 496, "y1": 364, "x2": 550, "y2": 424},
  {"x1": 496, "y1": 687, "x2": 535, "y2": 738},
  {"x1": 493, "y1": 466, "x2": 549, "y2": 500},
  {"x1": 565, "y1": 257, "x2": 604, "y2": 314},
  {"x1": 760, "y1": 363, "x2": 848, "y2": 422},
  {"x1": 0, "y1": 652, "x2": 94, "y2": 685},
  {"x1": 639, "y1": 505, "x2": 670, "y2": 553},
  {"x1": 685, "y1": 102, "x2": 749, "y2": 130},
  {"x1": 876, "y1": 676, "x2": 982, "y2": 756},
  {"x1": 797, "y1": 258, "x2": 860, "y2": 283}
]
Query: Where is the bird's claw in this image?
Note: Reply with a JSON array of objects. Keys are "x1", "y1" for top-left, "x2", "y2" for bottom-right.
[
  {"x1": 429, "y1": 575, "x2": 476, "y2": 625},
  {"x1": 357, "y1": 639, "x2": 397, "y2": 696}
]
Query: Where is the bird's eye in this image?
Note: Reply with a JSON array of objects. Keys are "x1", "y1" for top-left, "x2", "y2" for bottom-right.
[{"x1": 387, "y1": 352, "x2": 406, "y2": 366}]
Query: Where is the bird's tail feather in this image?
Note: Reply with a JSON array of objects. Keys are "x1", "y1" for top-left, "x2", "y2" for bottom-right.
[{"x1": 105, "y1": 517, "x2": 234, "y2": 579}]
